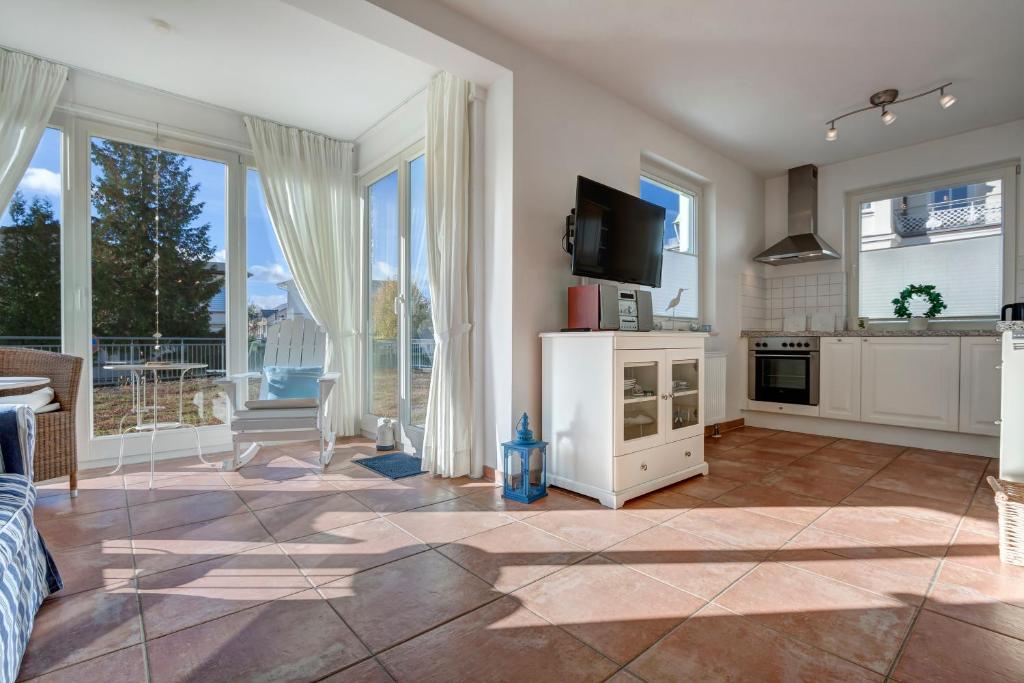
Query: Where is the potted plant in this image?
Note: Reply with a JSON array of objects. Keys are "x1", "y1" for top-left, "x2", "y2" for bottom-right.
[{"x1": 891, "y1": 284, "x2": 947, "y2": 331}]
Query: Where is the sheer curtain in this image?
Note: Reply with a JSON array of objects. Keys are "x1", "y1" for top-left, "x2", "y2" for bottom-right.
[
  {"x1": 422, "y1": 72, "x2": 473, "y2": 477},
  {"x1": 0, "y1": 48, "x2": 67, "y2": 208},
  {"x1": 244, "y1": 117, "x2": 360, "y2": 435}
]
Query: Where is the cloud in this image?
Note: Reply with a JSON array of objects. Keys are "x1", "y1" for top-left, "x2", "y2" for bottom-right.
[
  {"x1": 248, "y1": 262, "x2": 290, "y2": 284},
  {"x1": 19, "y1": 167, "x2": 60, "y2": 197},
  {"x1": 373, "y1": 260, "x2": 397, "y2": 280},
  {"x1": 214, "y1": 249, "x2": 227, "y2": 263},
  {"x1": 249, "y1": 294, "x2": 287, "y2": 309}
]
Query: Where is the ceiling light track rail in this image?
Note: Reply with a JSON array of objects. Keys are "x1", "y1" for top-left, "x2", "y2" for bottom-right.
[{"x1": 825, "y1": 82, "x2": 955, "y2": 141}]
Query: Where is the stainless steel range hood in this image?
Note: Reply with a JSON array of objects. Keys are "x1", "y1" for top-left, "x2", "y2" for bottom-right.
[{"x1": 755, "y1": 164, "x2": 840, "y2": 265}]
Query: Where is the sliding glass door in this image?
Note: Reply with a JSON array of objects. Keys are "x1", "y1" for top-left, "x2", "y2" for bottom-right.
[{"x1": 364, "y1": 145, "x2": 431, "y2": 451}]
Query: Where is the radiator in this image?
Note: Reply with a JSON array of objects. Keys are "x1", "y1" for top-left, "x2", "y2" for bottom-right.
[{"x1": 704, "y1": 351, "x2": 727, "y2": 425}]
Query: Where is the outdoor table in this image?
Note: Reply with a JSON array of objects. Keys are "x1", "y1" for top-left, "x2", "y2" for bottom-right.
[{"x1": 103, "y1": 362, "x2": 213, "y2": 487}]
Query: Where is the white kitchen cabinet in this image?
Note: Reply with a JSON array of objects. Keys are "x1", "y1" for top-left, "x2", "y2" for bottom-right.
[
  {"x1": 819, "y1": 337, "x2": 861, "y2": 421},
  {"x1": 860, "y1": 337, "x2": 960, "y2": 431},
  {"x1": 959, "y1": 336, "x2": 1002, "y2": 436},
  {"x1": 542, "y1": 331, "x2": 708, "y2": 508}
]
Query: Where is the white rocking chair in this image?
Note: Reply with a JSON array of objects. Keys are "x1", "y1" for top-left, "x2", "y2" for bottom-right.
[{"x1": 216, "y1": 318, "x2": 339, "y2": 471}]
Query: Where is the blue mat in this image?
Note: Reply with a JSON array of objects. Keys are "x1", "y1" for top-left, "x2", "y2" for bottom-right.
[{"x1": 354, "y1": 452, "x2": 425, "y2": 479}]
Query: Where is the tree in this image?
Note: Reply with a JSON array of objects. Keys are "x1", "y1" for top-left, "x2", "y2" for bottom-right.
[
  {"x1": 371, "y1": 279, "x2": 431, "y2": 340},
  {"x1": 90, "y1": 139, "x2": 221, "y2": 338},
  {"x1": 0, "y1": 192, "x2": 61, "y2": 337}
]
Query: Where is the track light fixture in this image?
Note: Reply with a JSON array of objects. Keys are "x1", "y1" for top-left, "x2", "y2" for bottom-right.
[
  {"x1": 824, "y1": 82, "x2": 955, "y2": 141},
  {"x1": 938, "y1": 86, "x2": 957, "y2": 109}
]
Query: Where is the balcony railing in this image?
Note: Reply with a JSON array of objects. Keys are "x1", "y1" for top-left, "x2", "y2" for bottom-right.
[
  {"x1": 894, "y1": 194, "x2": 1002, "y2": 238},
  {"x1": 2, "y1": 336, "x2": 438, "y2": 383},
  {"x1": 0, "y1": 336, "x2": 227, "y2": 386}
]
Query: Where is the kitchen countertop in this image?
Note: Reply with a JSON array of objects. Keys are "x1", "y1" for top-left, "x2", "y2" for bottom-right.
[
  {"x1": 742, "y1": 329, "x2": 1000, "y2": 338},
  {"x1": 996, "y1": 321, "x2": 1024, "y2": 332}
]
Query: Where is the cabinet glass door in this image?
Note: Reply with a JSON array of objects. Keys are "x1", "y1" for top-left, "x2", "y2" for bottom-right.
[
  {"x1": 667, "y1": 352, "x2": 702, "y2": 441},
  {"x1": 616, "y1": 350, "x2": 664, "y2": 455}
]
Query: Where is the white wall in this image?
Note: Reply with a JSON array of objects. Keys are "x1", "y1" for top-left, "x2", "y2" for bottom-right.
[
  {"x1": 762, "y1": 119, "x2": 1024, "y2": 305},
  {"x1": 353, "y1": 0, "x2": 765, "y2": 468},
  {"x1": 355, "y1": 89, "x2": 427, "y2": 175},
  {"x1": 58, "y1": 69, "x2": 251, "y2": 150}
]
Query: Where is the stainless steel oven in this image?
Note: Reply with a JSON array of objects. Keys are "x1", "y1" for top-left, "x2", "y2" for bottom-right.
[{"x1": 748, "y1": 336, "x2": 820, "y2": 406}]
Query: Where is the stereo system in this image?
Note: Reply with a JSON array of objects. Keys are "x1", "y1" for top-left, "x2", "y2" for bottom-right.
[{"x1": 566, "y1": 285, "x2": 653, "y2": 332}]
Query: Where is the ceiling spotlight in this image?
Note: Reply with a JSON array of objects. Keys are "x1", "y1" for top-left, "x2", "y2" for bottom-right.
[
  {"x1": 825, "y1": 82, "x2": 953, "y2": 139},
  {"x1": 939, "y1": 87, "x2": 957, "y2": 109}
]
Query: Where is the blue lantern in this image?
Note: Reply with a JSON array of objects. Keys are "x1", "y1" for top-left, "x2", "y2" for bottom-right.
[{"x1": 501, "y1": 412, "x2": 548, "y2": 504}]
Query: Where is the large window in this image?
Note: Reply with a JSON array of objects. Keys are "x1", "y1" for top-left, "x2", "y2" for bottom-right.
[
  {"x1": 855, "y1": 170, "x2": 1010, "y2": 320},
  {"x1": 363, "y1": 148, "x2": 431, "y2": 435},
  {"x1": 89, "y1": 136, "x2": 228, "y2": 436},
  {"x1": 367, "y1": 169, "x2": 400, "y2": 418},
  {"x1": 245, "y1": 169, "x2": 310, "y2": 384},
  {"x1": 640, "y1": 175, "x2": 699, "y2": 319},
  {"x1": 0, "y1": 127, "x2": 62, "y2": 350},
  {"x1": 408, "y1": 154, "x2": 432, "y2": 427}
]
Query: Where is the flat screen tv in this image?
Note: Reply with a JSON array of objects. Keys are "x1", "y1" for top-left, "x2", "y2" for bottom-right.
[{"x1": 571, "y1": 175, "x2": 666, "y2": 287}]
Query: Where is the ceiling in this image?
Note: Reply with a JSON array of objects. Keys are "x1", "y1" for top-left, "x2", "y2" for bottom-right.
[
  {"x1": 438, "y1": 0, "x2": 1024, "y2": 175},
  {"x1": 0, "y1": 0, "x2": 437, "y2": 141}
]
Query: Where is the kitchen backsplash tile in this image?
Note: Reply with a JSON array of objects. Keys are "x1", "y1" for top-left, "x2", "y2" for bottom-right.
[{"x1": 743, "y1": 272, "x2": 847, "y2": 331}]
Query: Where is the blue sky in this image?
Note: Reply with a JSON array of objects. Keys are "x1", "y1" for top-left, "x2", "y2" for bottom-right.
[
  {"x1": 368, "y1": 154, "x2": 429, "y2": 298},
  {"x1": 1, "y1": 128, "x2": 292, "y2": 312},
  {"x1": 639, "y1": 178, "x2": 682, "y2": 249}
]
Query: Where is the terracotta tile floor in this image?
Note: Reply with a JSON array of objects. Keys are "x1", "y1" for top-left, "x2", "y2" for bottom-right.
[{"x1": 20, "y1": 431, "x2": 1024, "y2": 682}]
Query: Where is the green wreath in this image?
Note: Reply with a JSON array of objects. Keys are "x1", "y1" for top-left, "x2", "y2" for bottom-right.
[{"x1": 891, "y1": 284, "x2": 948, "y2": 319}]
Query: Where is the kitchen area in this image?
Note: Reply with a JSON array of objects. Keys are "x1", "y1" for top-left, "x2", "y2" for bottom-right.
[{"x1": 740, "y1": 161, "x2": 1023, "y2": 478}]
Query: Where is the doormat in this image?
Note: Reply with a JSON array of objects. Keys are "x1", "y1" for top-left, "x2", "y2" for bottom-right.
[{"x1": 354, "y1": 452, "x2": 425, "y2": 480}]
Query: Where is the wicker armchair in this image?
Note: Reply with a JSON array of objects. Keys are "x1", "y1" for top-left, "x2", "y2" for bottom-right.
[{"x1": 0, "y1": 348, "x2": 83, "y2": 495}]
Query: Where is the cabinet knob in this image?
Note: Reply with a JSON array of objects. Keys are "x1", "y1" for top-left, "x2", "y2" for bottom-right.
[
  {"x1": 640, "y1": 462, "x2": 648, "y2": 471},
  {"x1": 685, "y1": 451, "x2": 692, "y2": 457},
  {"x1": 661, "y1": 393, "x2": 670, "y2": 400}
]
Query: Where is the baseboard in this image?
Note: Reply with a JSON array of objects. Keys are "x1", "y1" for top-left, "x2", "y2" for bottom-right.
[
  {"x1": 704, "y1": 417, "x2": 744, "y2": 437},
  {"x1": 742, "y1": 410, "x2": 998, "y2": 458}
]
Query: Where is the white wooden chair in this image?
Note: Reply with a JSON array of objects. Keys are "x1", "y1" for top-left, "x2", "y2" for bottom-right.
[{"x1": 216, "y1": 318, "x2": 339, "y2": 471}]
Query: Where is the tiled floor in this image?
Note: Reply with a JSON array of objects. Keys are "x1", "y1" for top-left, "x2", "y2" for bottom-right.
[{"x1": 19, "y1": 430, "x2": 1024, "y2": 682}]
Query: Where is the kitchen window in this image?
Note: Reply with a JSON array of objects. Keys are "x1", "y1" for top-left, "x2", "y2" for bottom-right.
[
  {"x1": 848, "y1": 163, "x2": 1018, "y2": 321},
  {"x1": 640, "y1": 174, "x2": 700, "y2": 320}
]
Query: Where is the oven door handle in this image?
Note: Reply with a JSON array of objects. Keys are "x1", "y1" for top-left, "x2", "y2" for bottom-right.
[{"x1": 753, "y1": 353, "x2": 814, "y2": 359}]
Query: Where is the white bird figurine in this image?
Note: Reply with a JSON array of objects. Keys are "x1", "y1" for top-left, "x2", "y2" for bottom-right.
[{"x1": 666, "y1": 288, "x2": 688, "y2": 329}]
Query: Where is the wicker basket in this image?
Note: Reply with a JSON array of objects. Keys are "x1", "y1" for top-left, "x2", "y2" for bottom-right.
[{"x1": 987, "y1": 476, "x2": 1024, "y2": 567}]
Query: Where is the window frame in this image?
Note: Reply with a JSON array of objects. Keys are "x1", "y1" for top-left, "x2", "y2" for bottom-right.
[
  {"x1": 358, "y1": 140, "x2": 426, "y2": 436},
  {"x1": 844, "y1": 161, "x2": 1018, "y2": 327},
  {"x1": 639, "y1": 169, "x2": 704, "y2": 323}
]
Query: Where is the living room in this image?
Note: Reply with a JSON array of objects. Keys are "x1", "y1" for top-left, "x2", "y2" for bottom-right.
[{"x1": 1, "y1": 1, "x2": 1023, "y2": 681}]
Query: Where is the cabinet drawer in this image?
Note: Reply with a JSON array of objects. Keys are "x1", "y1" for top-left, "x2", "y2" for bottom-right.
[{"x1": 614, "y1": 434, "x2": 703, "y2": 491}]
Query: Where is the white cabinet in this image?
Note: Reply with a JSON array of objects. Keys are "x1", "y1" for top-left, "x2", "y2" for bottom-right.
[
  {"x1": 861, "y1": 337, "x2": 960, "y2": 431},
  {"x1": 819, "y1": 337, "x2": 861, "y2": 421},
  {"x1": 959, "y1": 337, "x2": 1002, "y2": 436},
  {"x1": 542, "y1": 331, "x2": 708, "y2": 508}
]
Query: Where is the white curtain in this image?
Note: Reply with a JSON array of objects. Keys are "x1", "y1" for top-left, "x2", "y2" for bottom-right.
[
  {"x1": 244, "y1": 117, "x2": 360, "y2": 435},
  {"x1": 0, "y1": 49, "x2": 67, "y2": 209},
  {"x1": 422, "y1": 72, "x2": 474, "y2": 477}
]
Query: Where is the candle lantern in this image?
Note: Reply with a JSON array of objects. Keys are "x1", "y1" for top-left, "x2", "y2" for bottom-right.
[{"x1": 501, "y1": 412, "x2": 548, "y2": 504}]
